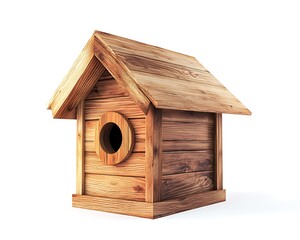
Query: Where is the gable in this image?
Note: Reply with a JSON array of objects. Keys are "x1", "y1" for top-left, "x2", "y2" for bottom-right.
[{"x1": 48, "y1": 31, "x2": 250, "y2": 119}]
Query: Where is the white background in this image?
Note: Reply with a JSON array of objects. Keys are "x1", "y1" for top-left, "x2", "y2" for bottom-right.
[{"x1": 1, "y1": 0, "x2": 300, "y2": 239}]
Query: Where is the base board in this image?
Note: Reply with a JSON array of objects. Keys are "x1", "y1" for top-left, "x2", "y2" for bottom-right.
[{"x1": 72, "y1": 190, "x2": 226, "y2": 219}]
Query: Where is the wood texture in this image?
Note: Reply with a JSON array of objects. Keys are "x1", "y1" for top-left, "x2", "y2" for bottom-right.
[
  {"x1": 76, "y1": 101, "x2": 85, "y2": 195},
  {"x1": 163, "y1": 140, "x2": 214, "y2": 152},
  {"x1": 85, "y1": 174, "x2": 145, "y2": 201},
  {"x1": 94, "y1": 31, "x2": 250, "y2": 115},
  {"x1": 162, "y1": 150, "x2": 214, "y2": 175},
  {"x1": 163, "y1": 121, "x2": 214, "y2": 141},
  {"x1": 153, "y1": 190, "x2": 226, "y2": 218},
  {"x1": 48, "y1": 33, "x2": 106, "y2": 118},
  {"x1": 86, "y1": 79, "x2": 128, "y2": 100},
  {"x1": 85, "y1": 141, "x2": 145, "y2": 153},
  {"x1": 215, "y1": 113, "x2": 223, "y2": 190},
  {"x1": 85, "y1": 152, "x2": 145, "y2": 177},
  {"x1": 162, "y1": 109, "x2": 214, "y2": 123},
  {"x1": 161, "y1": 171, "x2": 214, "y2": 200},
  {"x1": 145, "y1": 105, "x2": 162, "y2": 203},
  {"x1": 72, "y1": 190, "x2": 226, "y2": 218},
  {"x1": 85, "y1": 96, "x2": 144, "y2": 120},
  {"x1": 85, "y1": 118, "x2": 145, "y2": 142},
  {"x1": 73, "y1": 194, "x2": 153, "y2": 218},
  {"x1": 94, "y1": 33, "x2": 151, "y2": 114}
]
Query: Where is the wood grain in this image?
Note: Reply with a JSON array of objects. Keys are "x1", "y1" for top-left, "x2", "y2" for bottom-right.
[
  {"x1": 96, "y1": 31, "x2": 202, "y2": 69},
  {"x1": 145, "y1": 105, "x2": 162, "y2": 203},
  {"x1": 72, "y1": 190, "x2": 226, "y2": 218},
  {"x1": 95, "y1": 112, "x2": 135, "y2": 165},
  {"x1": 215, "y1": 113, "x2": 223, "y2": 190},
  {"x1": 153, "y1": 190, "x2": 226, "y2": 218},
  {"x1": 85, "y1": 140, "x2": 145, "y2": 153},
  {"x1": 162, "y1": 110, "x2": 214, "y2": 123},
  {"x1": 161, "y1": 171, "x2": 214, "y2": 200},
  {"x1": 163, "y1": 121, "x2": 214, "y2": 141},
  {"x1": 163, "y1": 140, "x2": 214, "y2": 152},
  {"x1": 85, "y1": 96, "x2": 144, "y2": 120},
  {"x1": 162, "y1": 150, "x2": 214, "y2": 175},
  {"x1": 73, "y1": 194, "x2": 153, "y2": 218},
  {"x1": 85, "y1": 118, "x2": 145, "y2": 142},
  {"x1": 85, "y1": 152, "x2": 145, "y2": 177},
  {"x1": 85, "y1": 174, "x2": 145, "y2": 201},
  {"x1": 86, "y1": 79, "x2": 128, "y2": 100},
  {"x1": 48, "y1": 34, "x2": 106, "y2": 118},
  {"x1": 94, "y1": 33, "x2": 150, "y2": 114},
  {"x1": 131, "y1": 71, "x2": 251, "y2": 115},
  {"x1": 76, "y1": 101, "x2": 85, "y2": 195}
]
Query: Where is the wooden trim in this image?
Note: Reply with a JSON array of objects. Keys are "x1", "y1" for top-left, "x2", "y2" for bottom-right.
[
  {"x1": 145, "y1": 104, "x2": 162, "y2": 202},
  {"x1": 76, "y1": 101, "x2": 85, "y2": 194},
  {"x1": 94, "y1": 33, "x2": 151, "y2": 114},
  {"x1": 48, "y1": 34, "x2": 106, "y2": 119},
  {"x1": 72, "y1": 190, "x2": 226, "y2": 218},
  {"x1": 72, "y1": 194, "x2": 153, "y2": 218},
  {"x1": 153, "y1": 190, "x2": 226, "y2": 218},
  {"x1": 215, "y1": 113, "x2": 223, "y2": 190}
]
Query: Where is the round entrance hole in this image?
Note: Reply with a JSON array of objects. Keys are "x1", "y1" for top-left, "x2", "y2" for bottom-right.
[{"x1": 100, "y1": 122, "x2": 123, "y2": 154}]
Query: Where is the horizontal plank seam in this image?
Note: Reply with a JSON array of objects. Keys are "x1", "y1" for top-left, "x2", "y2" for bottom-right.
[
  {"x1": 84, "y1": 172, "x2": 145, "y2": 178},
  {"x1": 162, "y1": 170, "x2": 213, "y2": 178},
  {"x1": 85, "y1": 95, "x2": 137, "y2": 102},
  {"x1": 85, "y1": 117, "x2": 145, "y2": 122},
  {"x1": 85, "y1": 149, "x2": 145, "y2": 153},
  {"x1": 81, "y1": 193, "x2": 146, "y2": 202}
]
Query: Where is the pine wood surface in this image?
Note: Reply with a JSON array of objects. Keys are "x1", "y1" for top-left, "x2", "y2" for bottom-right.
[
  {"x1": 94, "y1": 33, "x2": 150, "y2": 114},
  {"x1": 161, "y1": 171, "x2": 214, "y2": 200},
  {"x1": 95, "y1": 31, "x2": 251, "y2": 115},
  {"x1": 84, "y1": 174, "x2": 145, "y2": 201},
  {"x1": 162, "y1": 150, "x2": 214, "y2": 175},
  {"x1": 85, "y1": 141, "x2": 145, "y2": 153},
  {"x1": 85, "y1": 152, "x2": 145, "y2": 177},
  {"x1": 145, "y1": 105, "x2": 162, "y2": 203},
  {"x1": 163, "y1": 140, "x2": 214, "y2": 152},
  {"x1": 215, "y1": 113, "x2": 223, "y2": 190},
  {"x1": 72, "y1": 190, "x2": 226, "y2": 218},
  {"x1": 76, "y1": 101, "x2": 85, "y2": 195}
]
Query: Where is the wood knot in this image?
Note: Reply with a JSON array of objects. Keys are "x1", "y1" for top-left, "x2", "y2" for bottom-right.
[{"x1": 133, "y1": 185, "x2": 144, "y2": 193}]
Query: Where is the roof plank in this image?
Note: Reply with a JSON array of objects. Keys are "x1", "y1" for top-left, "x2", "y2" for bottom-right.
[
  {"x1": 48, "y1": 37, "x2": 106, "y2": 119},
  {"x1": 94, "y1": 33, "x2": 151, "y2": 114}
]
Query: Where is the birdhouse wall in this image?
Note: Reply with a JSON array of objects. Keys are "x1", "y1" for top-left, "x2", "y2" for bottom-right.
[
  {"x1": 161, "y1": 110, "x2": 216, "y2": 200},
  {"x1": 82, "y1": 70, "x2": 146, "y2": 201}
]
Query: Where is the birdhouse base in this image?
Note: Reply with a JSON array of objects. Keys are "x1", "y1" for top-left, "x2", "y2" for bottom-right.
[{"x1": 72, "y1": 190, "x2": 226, "y2": 218}]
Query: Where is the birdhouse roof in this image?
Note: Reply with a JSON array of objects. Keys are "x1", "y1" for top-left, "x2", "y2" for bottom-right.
[{"x1": 48, "y1": 31, "x2": 251, "y2": 118}]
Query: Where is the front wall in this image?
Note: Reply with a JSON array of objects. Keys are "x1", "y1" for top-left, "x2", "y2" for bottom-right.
[
  {"x1": 84, "y1": 70, "x2": 146, "y2": 201},
  {"x1": 161, "y1": 110, "x2": 215, "y2": 200}
]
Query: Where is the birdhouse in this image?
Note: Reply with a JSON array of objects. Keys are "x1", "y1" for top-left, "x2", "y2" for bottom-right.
[{"x1": 48, "y1": 31, "x2": 251, "y2": 218}]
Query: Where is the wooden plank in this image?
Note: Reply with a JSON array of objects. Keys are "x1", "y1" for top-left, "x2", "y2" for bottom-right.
[
  {"x1": 72, "y1": 194, "x2": 153, "y2": 218},
  {"x1": 162, "y1": 110, "x2": 214, "y2": 123},
  {"x1": 131, "y1": 71, "x2": 251, "y2": 115},
  {"x1": 161, "y1": 171, "x2": 214, "y2": 200},
  {"x1": 85, "y1": 174, "x2": 145, "y2": 201},
  {"x1": 76, "y1": 101, "x2": 85, "y2": 195},
  {"x1": 96, "y1": 31, "x2": 202, "y2": 69},
  {"x1": 163, "y1": 121, "x2": 214, "y2": 141},
  {"x1": 85, "y1": 118, "x2": 145, "y2": 142},
  {"x1": 163, "y1": 140, "x2": 214, "y2": 152},
  {"x1": 162, "y1": 150, "x2": 214, "y2": 175},
  {"x1": 153, "y1": 190, "x2": 226, "y2": 218},
  {"x1": 94, "y1": 33, "x2": 151, "y2": 114},
  {"x1": 85, "y1": 140, "x2": 145, "y2": 153},
  {"x1": 85, "y1": 96, "x2": 145, "y2": 120},
  {"x1": 86, "y1": 79, "x2": 128, "y2": 100},
  {"x1": 145, "y1": 105, "x2": 162, "y2": 203},
  {"x1": 215, "y1": 113, "x2": 223, "y2": 190},
  {"x1": 85, "y1": 152, "x2": 145, "y2": 177},
  {"x1": 48, "y1": 36, "x2": 106, "y2": 118},
  {"x1": 116, "y1": 51, "x2": 226, "y2": 86},
  {"x1": 72, "y1": 190, "x2": 226, "y2": 218}
]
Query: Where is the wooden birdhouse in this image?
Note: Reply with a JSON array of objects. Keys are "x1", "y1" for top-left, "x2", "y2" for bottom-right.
[{"x1": 48, "y1": 31, "x2": 251, "y2": 218}]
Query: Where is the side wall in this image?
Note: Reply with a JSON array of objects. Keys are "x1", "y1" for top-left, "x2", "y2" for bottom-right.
[
  {"x1": 161, "y1": 110, "x2": 216, "y2": 200},
  {"x1": 83, "y1": 70, "x2": 146, "y2": 201}
]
